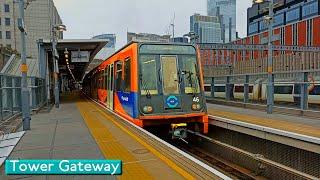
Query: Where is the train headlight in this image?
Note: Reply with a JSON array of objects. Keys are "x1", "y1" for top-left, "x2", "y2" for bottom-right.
[
  {"x1": 192, "y1": 103, "x2": 202, "y2": 111},
  {"x1": 143, "y1": 106, "x2": 153, "y2": 114}
]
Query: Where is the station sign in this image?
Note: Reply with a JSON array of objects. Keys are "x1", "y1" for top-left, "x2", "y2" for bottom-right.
[{"x1": 71, "y1": 51, "x2": 90, "y2": 63}]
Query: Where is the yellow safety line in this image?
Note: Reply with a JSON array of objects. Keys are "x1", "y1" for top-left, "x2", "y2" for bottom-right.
[
  {"x1": 208, "y1": 109, "x2": 320, "y2": 138},
  {"x1": 84, "y1": 98, "x2": 195, "y2": 180},
  {"x1": 76, "y1": 101, "x2": 154, "y2": 179}
]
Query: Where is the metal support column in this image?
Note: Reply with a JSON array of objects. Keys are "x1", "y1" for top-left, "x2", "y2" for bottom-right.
[
  {"x1": 300, "y1": 72, "x2": 309, "y2": 111},
  {"x1": 226, "y1": 76, "x2": 231, "y2": 101},
  {"x1": 19, "y1": 0, "x2": 31, "y2": 130},
  {"x1": 267, "y1": 0, "x2": 274, "y2": 114},
  {"x1": 244, "y1": 75, "x2": 249, "y2": 103},
  {"x1": 211, "y1": 77, "x2": 215, "y2": 98},
  {"x1": 52, "y1": 32, "x2": 60, "y2": 108}
]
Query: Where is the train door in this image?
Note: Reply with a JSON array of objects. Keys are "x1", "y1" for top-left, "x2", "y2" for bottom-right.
[
  {"x1": 108, "y1": 64, "x2": 114, "y2": 110},
  {"x1": 160, "y1": 55, "x2": 182, "y2": 110}
]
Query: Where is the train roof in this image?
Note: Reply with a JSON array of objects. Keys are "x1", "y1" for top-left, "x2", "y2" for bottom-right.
[{"x1": 86, "y1": 41, "x2": 196, "y2": 76}]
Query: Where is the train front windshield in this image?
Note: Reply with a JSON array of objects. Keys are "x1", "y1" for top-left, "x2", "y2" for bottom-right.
[
  {"x1": 139, "y1": 44, "x2": 201, "y2": 96},
  {"x1": 139, "y1": 44, "x2": 203, "y2": 114}
]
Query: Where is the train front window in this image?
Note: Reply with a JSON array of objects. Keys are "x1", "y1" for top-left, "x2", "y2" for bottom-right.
[
  {"x1": 161, "y1": 56, "x2": 180, "y2": 95},
  {"x1": 140, "y1": 55, "x2": 158, "y2": 95},
  {"x1": 181, "y1": 56, "x2": 200, "y2": 94}
]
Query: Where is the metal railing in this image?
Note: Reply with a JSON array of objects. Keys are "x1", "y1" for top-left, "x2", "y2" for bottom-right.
[
  {"x1": 204, "y1": 70, "x2": 320, "y2": 114},
  {"x1": 0, "y1": 74, "x2": 46, "y2": 122}
]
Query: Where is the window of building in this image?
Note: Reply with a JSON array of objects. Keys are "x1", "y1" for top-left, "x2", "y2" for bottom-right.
[
  {"x1": 0, "y1": 31, "x2": 2, "y2": 39},
  {"x1": 248, "y1": 22, "x2": 258, "y2": 34},
  {"x1": 115, "y1": 61, "x2": 123, "y2": 91},
  {"x1": 4, "y1": 4, "x2": 10, "y2": 12},
  {"x1": 123, "y1": 58, "x2": 131, "y2": 92},
  {"x1": 6, "y1": 44, "x2": 11, "y2": 48},
  {"x1": 5, "y1": 18, "x2": 10, "y2": 26},
  {"x1": 6, "y1": 31, "x2": 11, "y2": 39},
  {"x1": 286, "y1": 7, "x2": 300, "y2": 23},
  {"x1": 302, "y1": 1, "x2": 318, "y2": 18},
  {"x1": 259, "y1": 20, "x2": 268, "y2": 31},
  {"x1": 0, "y1": 18, "x2": 1, "y2": 25},
  {"x1": 273, "y1": 13, "x2": 284, "y2": 27}
]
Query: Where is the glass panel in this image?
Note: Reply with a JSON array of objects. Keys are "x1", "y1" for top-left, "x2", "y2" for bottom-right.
[
  {"x1": 161, "y1": 56, "x2": 179, "y2": 95},
  {"x1": 124, "y1": 59, "x2": 131, "y2": 92},
  {"x1": 182, "y1": 56, "x2": 200, "y2": 94},
  {"x1": 115, "y1": 61, "x2": 122, "y2": 91},
  {"x1": 140, "y1": 55, "x2": 158, "y2": 95},
  {"x1": 110, "y1": 64, "x2": 114, "y2": 91}
]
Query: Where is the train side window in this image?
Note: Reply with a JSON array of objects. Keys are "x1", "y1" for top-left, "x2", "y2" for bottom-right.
[
  {"x1": 110, "y1": 64, "x2": 114, "y2": 91},
  {"x1": 215, "y1": 86, "x2": 225, "y2": 92},
  {"x1": 204, "y1": 86, "x2": 211, "y2": 92},
  {"x1": 105, "y1": 66, "x2": 109, "y2": 90},
  {"x1": 124, "y1": 58, "x2": 131, "y2": 92},
  {"x1": 235, "y1": 86, "x2": 244, "y2": 93},
  {"x1": 249, "y1": 86, "x2": 253, "y2": 93},
  {"x1": 115, "y1": 61, "x2": 123, "y2": 91},
  {"x1": 274, "y1": 86, "x2": 293, "y2": 94},
  {"x1": 310, "y1": 85, "x2": 320, "y2": 95}
]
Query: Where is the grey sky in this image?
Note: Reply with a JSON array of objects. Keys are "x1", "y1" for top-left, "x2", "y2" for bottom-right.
[{"x1": 54, "y1": 0, "x2": 252, "y2": 49}]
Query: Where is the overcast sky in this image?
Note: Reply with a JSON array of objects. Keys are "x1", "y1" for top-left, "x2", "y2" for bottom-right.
[{"x1": 54, "y1": 0, "x2": 252, "y2": 49}]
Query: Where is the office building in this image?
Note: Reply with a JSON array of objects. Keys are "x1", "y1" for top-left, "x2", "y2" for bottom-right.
[
  {"x1": 127, "y1": 32, "x2": 171, "y2": 43},
  {"x1": 207, "y1": 0, "x2": 236, "y2": 42},
  {"x1": 0, "y1": 0, "x2": 63, "y2": 59},
  {"x1": 190, "y1": 14, "x2": 222, "y2": 43},
  {"x1": 248, "y1": 0, "x2": 320, "y2": 37}
]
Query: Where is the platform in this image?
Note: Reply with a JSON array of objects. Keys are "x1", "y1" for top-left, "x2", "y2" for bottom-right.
[
  {"x1": 207, "y1": 103, "x2": 320, "y2": 153},
  {"x1": 0, "y1": 93, "x2": 227, "y2": 179}
]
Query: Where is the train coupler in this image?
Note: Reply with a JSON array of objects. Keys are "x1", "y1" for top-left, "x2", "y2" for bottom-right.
[{"x1": 170, "y1": 123, "x2": 188, "y2": 142}]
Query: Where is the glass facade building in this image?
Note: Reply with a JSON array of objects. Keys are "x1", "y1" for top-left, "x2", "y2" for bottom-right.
[
  {"x1": 190, "y1": 14, "x2": 222, "y2": 43},
  {"x1": 207, "y1": 0, "x2": 237, "y2": 42}
]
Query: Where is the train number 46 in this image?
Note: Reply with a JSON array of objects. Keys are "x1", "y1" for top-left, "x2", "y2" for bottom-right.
[{"x1": 193, "y1": 97, "x2": 200, "y2": 102}]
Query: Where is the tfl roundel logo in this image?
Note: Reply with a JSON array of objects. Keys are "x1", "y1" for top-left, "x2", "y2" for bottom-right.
[{"x1": 166, "y1": 96, "x2": 179, "y2": 108}]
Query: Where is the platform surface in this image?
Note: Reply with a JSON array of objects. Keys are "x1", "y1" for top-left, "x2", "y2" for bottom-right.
[
  {"x1": 0, "y1": 93, "x2": 219, "y2": 180},
  {"x1": 207, "y1": 103, "x2": 320, "y2": 138}
]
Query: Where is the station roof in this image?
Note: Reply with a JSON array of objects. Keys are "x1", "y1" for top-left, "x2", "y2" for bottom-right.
[{"x1": 38, "y1": 39, "x2": 108, "y2": 81}]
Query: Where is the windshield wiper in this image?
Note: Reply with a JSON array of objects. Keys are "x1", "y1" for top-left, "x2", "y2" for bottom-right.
[
  {"x1": 139, "y1": 74, "x2": 151, "y2": 99},
  {"x1": 183, "y1": 69, "x2": 196, "y2": 96}
]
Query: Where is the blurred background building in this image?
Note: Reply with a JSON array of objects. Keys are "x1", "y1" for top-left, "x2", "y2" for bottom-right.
[
  {"x1": 207, "y1": 0, "x2": 236, "y2": 43},
  {"x1": 190, "y1": 14, "x2": 222, "y2": 43},
  {"x1": 127, "y1": 32, "x2": 171, "y2": 43}
]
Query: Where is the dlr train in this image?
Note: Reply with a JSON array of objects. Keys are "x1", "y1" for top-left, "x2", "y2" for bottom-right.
[
  {"x1": 204, "y1": 79, "x2": 320, "y2": 105},
  {"x1": 83, "y1": 42, "x2": 209, "y2": 138}
]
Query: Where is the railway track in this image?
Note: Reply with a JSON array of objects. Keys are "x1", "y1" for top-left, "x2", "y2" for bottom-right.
[
  {"x1": 182, "y1": 129, "x2": 319, "y2": 180},
  {"x1": 172, "y1": 140, "x2": 257, "y2": 180}
]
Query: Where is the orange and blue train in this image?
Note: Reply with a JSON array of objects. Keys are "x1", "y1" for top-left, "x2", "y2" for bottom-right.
[{"x1": 83, "y1": 42, "x2": 208, "y2": 135}]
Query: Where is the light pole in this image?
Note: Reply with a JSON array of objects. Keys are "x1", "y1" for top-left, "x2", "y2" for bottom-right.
[
  {"x1": 18, "y1": 0, "x2": 34, "y2": 130},
  {"x1": 52, "y1": 24, "x2": 66, "y2": 108},
  {"x1": 254, "y1": 0, "x2": 274, "y2": 114}
]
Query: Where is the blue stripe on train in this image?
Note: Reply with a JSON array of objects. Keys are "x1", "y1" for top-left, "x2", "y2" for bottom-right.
[{"x1": 116, "y1": 91, "x2": 139, "y2": 118}]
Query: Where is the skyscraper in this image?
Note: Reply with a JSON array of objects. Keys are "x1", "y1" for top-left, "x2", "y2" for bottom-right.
[
  {"x1": 190, "y1": 14, "x2": 222, "y2": 43},
  {"x1": 207, "y1": 0, "x2": 236, "y2": 43}
]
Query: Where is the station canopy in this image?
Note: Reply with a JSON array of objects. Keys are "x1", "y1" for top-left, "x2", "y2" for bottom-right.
[{"x1": 38, "y1": 39, "x2": 108, "y2": 81}]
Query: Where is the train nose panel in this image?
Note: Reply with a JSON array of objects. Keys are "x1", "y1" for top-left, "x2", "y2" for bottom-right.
[{"x1": 164, "y1": 95, "x2": 181, "y2": 110}]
